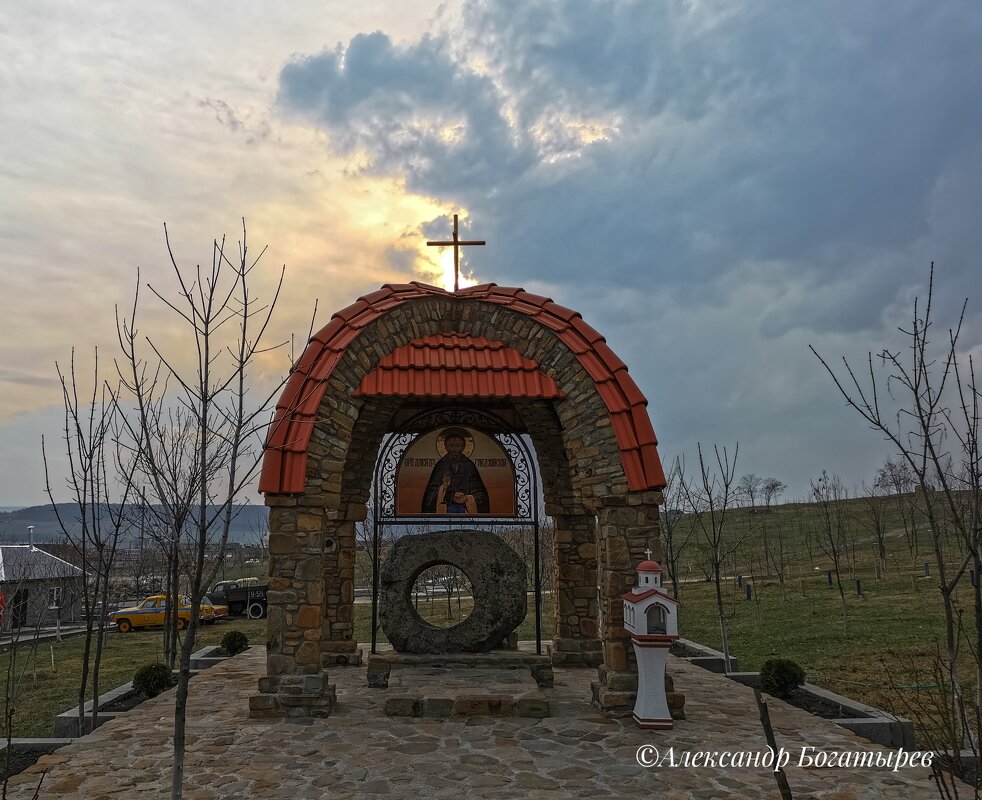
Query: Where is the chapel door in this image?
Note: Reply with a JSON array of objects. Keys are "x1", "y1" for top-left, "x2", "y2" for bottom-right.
[{"x1": 646, "y1": 603, "x2": 666, "y2": 635}]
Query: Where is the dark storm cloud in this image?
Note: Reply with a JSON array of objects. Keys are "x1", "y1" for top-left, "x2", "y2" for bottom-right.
[
  {"x1": 277, "y1": 1, "x2": 982, "y2": 329},
  {"x1": 278, "y1": 31, "x2": 532, "y2": 193},
  {"x1": 275, "y1": 0, "x2": 982, "y2": 492}
]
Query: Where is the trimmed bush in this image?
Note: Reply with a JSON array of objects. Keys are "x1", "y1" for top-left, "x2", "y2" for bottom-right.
[
  {"x1": 133, "y1": 663, "x2": 176, "y2": 698},
  {"x1": 760, "y1": 658, "x2": 806, "y2": 698},
  {"x1": 221, "y1": 630, "x2": 249, "y2": 656}
]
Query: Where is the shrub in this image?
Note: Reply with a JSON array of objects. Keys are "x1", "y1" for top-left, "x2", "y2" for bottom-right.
[
  {"x1": 221, "y1": 630, "x2": 249, "y2": 656},
  {"x1": 760, "y1": 658, "x2": 806, "y2": 698},
  {"x1": 133, "y1": 663, "x2": 176, "y2": 698}
]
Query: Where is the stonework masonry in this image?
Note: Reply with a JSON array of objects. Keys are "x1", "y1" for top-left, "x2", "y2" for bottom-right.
[{"x1": 251, "y1": 296, "x2": 674, "y2": 718}]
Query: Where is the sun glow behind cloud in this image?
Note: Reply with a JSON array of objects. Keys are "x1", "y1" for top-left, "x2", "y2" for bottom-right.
[{"x1": 416, "y1": 246, "x2": 481, "y2": 291}]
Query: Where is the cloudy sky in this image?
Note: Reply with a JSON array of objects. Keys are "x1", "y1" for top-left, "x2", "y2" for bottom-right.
[{"x1": 2, "y1": 0, "x2": 980, "y2": 508}]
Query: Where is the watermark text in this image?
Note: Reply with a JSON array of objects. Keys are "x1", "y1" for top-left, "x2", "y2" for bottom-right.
[{"x1": 636, "y1": 745, "x2": 933, "y2": 772}]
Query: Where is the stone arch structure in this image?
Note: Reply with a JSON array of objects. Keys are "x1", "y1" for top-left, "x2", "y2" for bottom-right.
[{"x1": 250, "y1": 282, "x2": 667, "y2": 718}]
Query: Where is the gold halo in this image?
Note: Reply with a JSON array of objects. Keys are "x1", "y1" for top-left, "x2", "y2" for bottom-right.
[{"x1": 435, "y1": 427, "x2": 475, "y2": 458}]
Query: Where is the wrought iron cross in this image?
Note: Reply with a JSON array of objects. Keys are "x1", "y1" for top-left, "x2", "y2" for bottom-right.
[{"x1": 426, "y1": 213, "x2": 485, "y2": 292}]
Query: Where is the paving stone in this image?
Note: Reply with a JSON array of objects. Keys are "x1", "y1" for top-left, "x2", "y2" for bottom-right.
[
  {"x1": 1, "y1": 649, "x2": 962, "y2": 799},
  {"x1": 514, "y1": 772, "x2": 561, "y2": 790},
  {"x1": 468, "y1": 775, "x2": 511, "y2": 789},
  {"x1": 549, "y1": 766, "x2": 595, "y2": 780},
  {"x1": 392, "y1": 741, "x2": 439, "y2": 754}
]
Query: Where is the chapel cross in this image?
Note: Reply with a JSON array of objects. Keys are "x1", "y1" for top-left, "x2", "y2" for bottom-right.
[
  {"x1": 644, "y1": 548, "x2": 653, "y2": 560},
  {"x1": 426, "y1": 213, "x2": 485, "y2": 292}
]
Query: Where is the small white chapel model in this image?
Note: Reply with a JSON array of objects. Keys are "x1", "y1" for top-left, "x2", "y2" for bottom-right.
[{"x1": 622, "y1": 552, "x2": 679, "y2": 729}]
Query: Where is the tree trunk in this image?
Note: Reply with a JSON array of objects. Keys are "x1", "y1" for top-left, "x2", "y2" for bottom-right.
[
  {"x1": 76, "y1": 564, "x2": 100, "y2": 737},
  {"x1": 90, "y1": 554, "x2": 113, "y2": 730},
  {"x1": 714, "y1": 558, "x2": 732, "y2": 673},
  {"x1": 170, "y1": 605, "x2": 200, "y2": 799},
  {"x1": 833, "y1": 564, "x2": 847, "y2": 632}
]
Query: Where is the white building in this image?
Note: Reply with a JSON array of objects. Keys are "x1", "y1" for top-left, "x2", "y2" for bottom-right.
[{"x1": 0, "y1": 545, "x2": 84, "y2": 631}]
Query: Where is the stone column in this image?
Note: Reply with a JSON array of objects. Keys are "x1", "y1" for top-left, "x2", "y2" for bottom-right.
[
  {"x1": 591, "y1": 493, "x2": 674, "y2": 715},
  {"x1": 249, "y1": 497, "x2": 338, "y2": 719},
  {"x1": 550, "y1": 512, "x2": 602, "y2": 667},
  {"x1": 319, "y1": 509, "x2": 363, "y2": 665}
]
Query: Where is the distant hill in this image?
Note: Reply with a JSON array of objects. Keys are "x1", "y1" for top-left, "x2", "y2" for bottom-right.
[{"x1": 0, "y1": 503, "x2": 269, "y2": 545}]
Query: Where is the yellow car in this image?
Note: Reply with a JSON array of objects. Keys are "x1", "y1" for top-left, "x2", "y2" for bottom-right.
[
  {"x1": 110, "y1": 595, "x2": 192, "y2": 633},
  {"x1": 200, "y1": 596, "x2": 229, "y2": 624}
]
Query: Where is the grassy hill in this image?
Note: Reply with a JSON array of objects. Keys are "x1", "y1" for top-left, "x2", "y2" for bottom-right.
[{"x1": 666, "y1": 488, "x2": 940, "y2": 580}]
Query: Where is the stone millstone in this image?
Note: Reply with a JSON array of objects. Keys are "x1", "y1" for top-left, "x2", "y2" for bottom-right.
[{"x1": 380, "y1": 530, "x2": 527, "y2": 653}]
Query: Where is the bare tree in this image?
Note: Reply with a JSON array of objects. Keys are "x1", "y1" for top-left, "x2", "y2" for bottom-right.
[
  {"x1": 680, "y1": 443, "x2": 743, "y2": 673},
  {"x1": 811, "y1": 471, "x2": 851, "y2": 630},
  {"x1": 115, "y1": 221, "x2": 291, "y2": 800},
  {"x1": 660, "y1": 456, "x2": 695, "y2": 598},
  {"x1": 434, "y1": 563, "x2": 467, "y2": 621},
  {"x1": 858, "y1": 479, "x2": 889, "y2": 574},
  {"x1": 498, "y1": 523, "x2": 554, "y2": 602},
  {"x1": 355, "y1": 502, "x2": 394, "y2": 593},
  {"x1": 120, "y1": 493, "x2": 162, "y2": 597},
  {"x1": 246, "y1": 511, "x2": 269, "y2": 573},
  {"x1": 41, "y1": 349, "x2": 141, "y2": 737},
  {"x1": 119, "y1": 404, "x2": 200, "y2": 670},
  {"x1": 788, "y1": 502, "x2": 816, "y2": 569},
  {"x1": 760, "y1": 477, "x2": 787, "y2": 511},
  {"x1": 876, "y1": 456, "x2": 922, "y2": 559},
  {"x1": 737, "y1": 473, "x2": 763, "y2": 511},
  {"x1": 811, "y1": 265, "x2": 981, "y2": 754},
  {"x1": 760, "y1": 513, "x2": 789, "y2": 587},
  {"x1": 880, "y1": 639, "x2": 981, "y2": 794}
]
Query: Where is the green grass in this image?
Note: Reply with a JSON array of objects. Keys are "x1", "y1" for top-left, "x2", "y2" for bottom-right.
[
  {"x1": 676, "y1": 559, "x2": 974, "y2": 745},
  {"x1": 663, "y1": 491, "x2": 982, "y2": 745},
  {"x1": 0, "y1": 597, "x2": 557, "y2": 739},
  {"x1": 1, "y1": 618, "x2": 265, "y2": 738},
  {"x1": 680, "y1": 568, "x2": 947, "y2": 676}
]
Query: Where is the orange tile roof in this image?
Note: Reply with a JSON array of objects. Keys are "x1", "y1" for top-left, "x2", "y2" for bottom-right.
[
  {"x1": 260, "y1": 282, "x2": 666, "y2": 495},
  {"x1": 353, "y1": 334, "x2": 564, "y2": 400},
  {"x1": 622, "y1": 587, "x2": 679, "y2": 605}
]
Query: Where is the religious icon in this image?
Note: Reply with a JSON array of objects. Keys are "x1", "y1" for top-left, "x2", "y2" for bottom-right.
[
  {"x1": 420, "y1": 427, "x2": 490, "y2": 514},
  {"x1": 395, "y1": 425, "x2": 516, "y2": 517}
]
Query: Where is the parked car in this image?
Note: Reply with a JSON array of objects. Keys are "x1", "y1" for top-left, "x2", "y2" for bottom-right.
[
  {"x1": 200, "y1": 596, "x2": 229, "y2": 624},
  {"x1": 80, "y1": 601, "x2": 119, "y2": 620},
  {"x1": 109, "y1": 595, "x2": 192, "y2": 633}
]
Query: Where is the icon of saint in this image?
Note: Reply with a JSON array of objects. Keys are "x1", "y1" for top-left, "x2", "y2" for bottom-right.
[{"x1": 420, "y1": 427, "x2": 490, "y2": 514}]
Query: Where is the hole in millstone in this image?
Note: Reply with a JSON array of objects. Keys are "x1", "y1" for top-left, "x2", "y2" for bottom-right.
[{"x1": 410, "y1": 563, "x2": 475, "y2": 628}]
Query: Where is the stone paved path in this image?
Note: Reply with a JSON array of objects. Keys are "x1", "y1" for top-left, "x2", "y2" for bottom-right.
[{"x1": 5, "y1": 649, "x2": 946, "y2": 798}]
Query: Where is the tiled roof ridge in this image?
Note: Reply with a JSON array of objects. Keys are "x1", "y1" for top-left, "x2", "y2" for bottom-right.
[
  {"x1": 354, "y1": 332, "x2": 564, "y2": 400},
  {"x1": 365, "y1": 333, "x2": 546, "y2": 375},
  {"x1": 260, "y1": 283, "x2": 665, "y2": 494},
  {"x1": 406, "y1": 333, "x2": 504, "y2": 351}
]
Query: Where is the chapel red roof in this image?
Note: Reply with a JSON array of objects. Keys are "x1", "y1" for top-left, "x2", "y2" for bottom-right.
[
  {"x1": 637, "y1": 560, "x2": 663, "y2": 572},
  {"x1": 622, "y1": 587, "x2": 679, "y2": 605},
  {"x1": 260, "y1": 282, "x2": 666, "y2": 495},
  {"x1": 354, "y1": 333, "x2": 564, "y2": 399}
]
